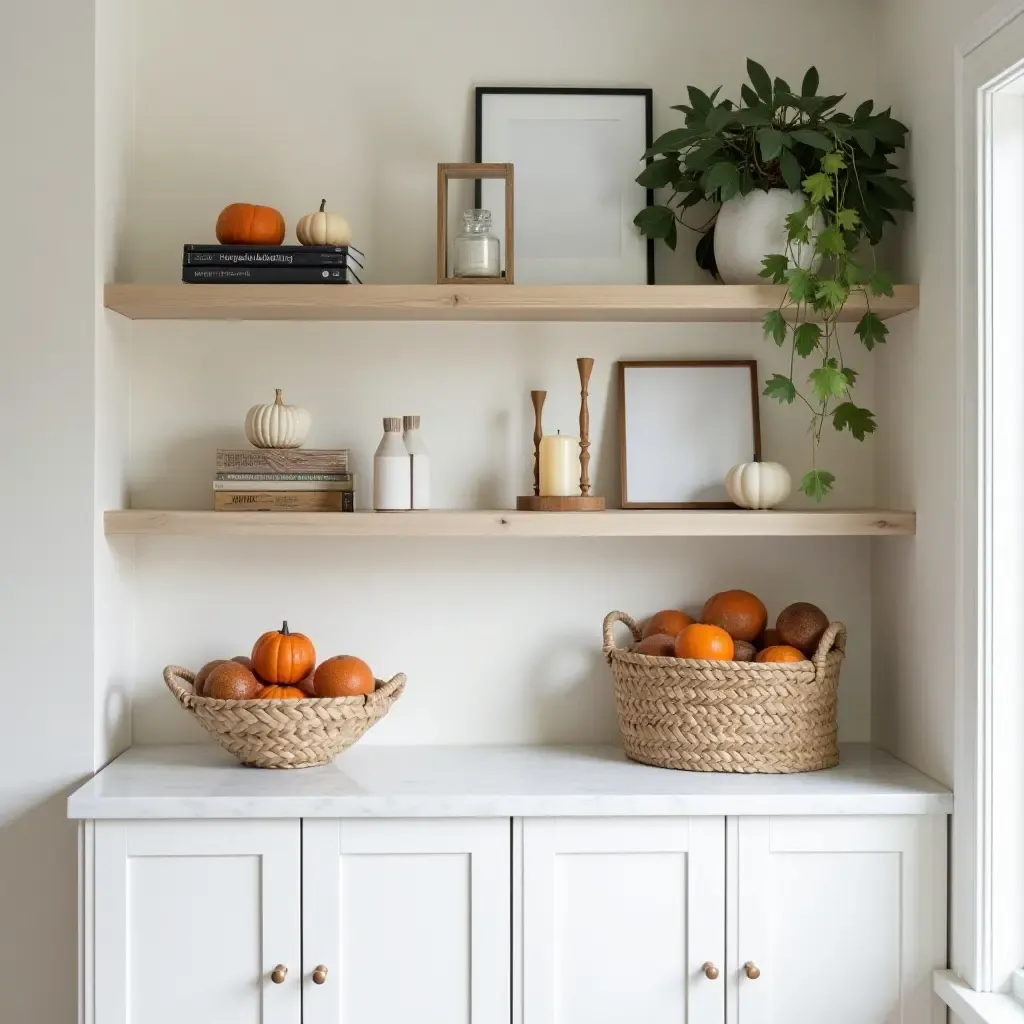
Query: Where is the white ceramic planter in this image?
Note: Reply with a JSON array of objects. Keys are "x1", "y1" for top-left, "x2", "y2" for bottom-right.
[{"x1": 714, "y1": 189, "x2": 822, "y2": 285}]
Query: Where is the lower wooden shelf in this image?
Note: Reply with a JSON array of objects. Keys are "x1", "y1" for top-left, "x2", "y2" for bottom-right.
[{"x1": 104, "y1": 509, "x2": 916, "y2": 538}]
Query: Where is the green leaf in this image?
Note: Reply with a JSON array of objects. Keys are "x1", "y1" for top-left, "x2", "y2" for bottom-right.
[
  {"x1": 835, "y1": 208, "x2": 861, "y2": 230},
  {"x1": 786, "y1": 267, "x2": 816, "y2": 303},
  {"x1": 844, "y1": 261, "x2": 864, "y2": 286},
  {"x1": 779, "y1": 149, "x2": 803, "y2": 192},
  {"x1": 802, "y1": 469, "x2": 836, "y2": 502},
  {"x1": 801, "y1": 67, "x2": 820, "y2": 97},
  {"x1": 815, "y1": 223, "x2": 846, "y2": 257},
  {"x1": 705, "y1": 105, "x2": 736, "y2": 134},
  {"x1": 764, "y1": 374, "x2": 797, "y2": 403},
  {"x1": 856, "y1": 310, "x2": 889, "y2": 350},
  {"x1": 760, "y1": 253, "x2": 789, "y2": 284},
  {"x1": 791, "y1": 128, "x2": 832, "y2": 150},
  {"x1": 851, "y1": 128, "x2": 876, "y2": 156},
  {"x1": 678, "y1": 187, "x2": 705, "y2": 210},
  {"x1": 684, "y1": 139, "x2": 726, "y2": 172},
  {"x1": 821, "y1": 151, "x2": 847, "y2": 175},
  {"x1": 664, "y1": 219, "x2": 678, "y2": 251},
  {"x1": 705, "y1": 161, "x2": 741, "y2": 200},
  {"x1": 687, "y1": 86, "x2": 714, "y2": 115},
  {"x1": 785, "y1": 204, "x2": 812, "y2": 243},
  {"x1": 757, "y1": 127, "x2": 786, "y2": 162},
  {"x1": 762, "y1": 309, "x2": 788, "y2": 346},
  {"x1": 645, "y1": 127, "x2": 702, "y2": 157},
  {"x1": 633, "y1": 204, "x2": 676, "y2": 239},
  {"x1": 833, "y1": 402, "x2": 877, "y2": 441},
  {"x1": 868, "y1": 269, "x2": 895, "y2": 297},
  {"x1": 747, "y1": 59, "x2": 774, "y2": 104},
  {"x1": 695, "y1": 229, "x2": 717, "y2": 275},
  {"x1": 636, "y1": 158, "x2": 680, "y2": 189},
  {"x1": 793, "y1": 322, "x2": 822, "y2": 357},
  {"x1": 816, "y1": 279, "x2": 849, "y2": 310},
  {"x1": 741, "y1": 83, "x2": 760, "y2": 109},
  {"x1": 854, "y1": 99, "x2": 874, "y2": 121},
  {"x1": 774, "y1": 77, "x2": 793, "y2": 100},
  {"x1": 841, "y1": 366, "x2": 859, "y2": 388},
  {"x1": 803, "y1": 172, "x2": 833, "y2": 204},
  {"x1": 809, "y1": 364, "x2": 849, "y2": 402}
]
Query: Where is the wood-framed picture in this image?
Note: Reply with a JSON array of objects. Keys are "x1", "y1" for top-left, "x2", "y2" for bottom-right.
[
  {"x1": 618, "y1": 360, "x2": 762, "y2": 509},
  {"x1": 475, "y1": 87, "x2": 654, "y2": 285}
]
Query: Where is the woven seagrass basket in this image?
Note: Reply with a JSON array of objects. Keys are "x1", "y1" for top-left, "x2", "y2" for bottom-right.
[
  {"x1": 602, "y1": 611, "x2": 845, "y2": 774},
  {"x1": 164, "y1": 666, "x2": 405, "y2": 769}
]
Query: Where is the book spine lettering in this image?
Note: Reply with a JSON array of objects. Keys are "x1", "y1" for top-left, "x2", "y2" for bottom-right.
[
  {"x1": 214, "y1": 472, "x2": 353, "y2": 483},
  {"x1": 183, "y1": 266, "x2": 355, "y2": 284},
  {"x1": 216, "y1": 450, "x2": 350, "y2": 473},
  {"x1": 184, "y1": 251, "x2": 350, "y2": 267},
  {"x1": 213, "y1": 479, "x2": 354, "y2": 492},
  {"x1": 214, "y1": 491, "x2": 354, "y2": 512}
]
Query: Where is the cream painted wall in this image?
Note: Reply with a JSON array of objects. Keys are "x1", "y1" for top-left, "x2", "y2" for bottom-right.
[
  {"x1": 124, "y1": 0, "x2": 885, "y2": 745},
  {"x1": 0, "y1": 2, "x2": 98, "y2": 1023},
  {"x1": 872, "y1": 0, "x2": 1001, "y2": 788}
]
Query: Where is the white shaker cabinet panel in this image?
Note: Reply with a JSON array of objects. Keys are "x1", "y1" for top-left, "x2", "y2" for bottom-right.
[
  {"x1": 520, "y1": 817, "x2": 726, "y2": 1024},
  {"x1": 301, "y1": 818, "x2": 511, "y2": 1024},
  {"x1": 729, "y1": 816, "x2": 946, "y2": 1024},
  {"x1": 93, "y1": 819, "x2": 301, "y2": 1024}
]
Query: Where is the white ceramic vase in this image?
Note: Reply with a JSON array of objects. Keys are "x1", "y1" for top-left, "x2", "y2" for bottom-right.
[{"x1": 714, "y1": 189, "x2": 822, "y2": 285}]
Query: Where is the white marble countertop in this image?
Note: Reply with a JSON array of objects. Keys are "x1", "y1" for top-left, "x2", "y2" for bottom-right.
[{"x1": 67, "y1": 743, "x2": 952, "y2": 819}]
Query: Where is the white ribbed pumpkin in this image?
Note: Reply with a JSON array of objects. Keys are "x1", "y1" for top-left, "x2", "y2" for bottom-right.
[
  {"x1": 244, "y1": 390, "x2": 311, "y2": 449},
  {"x1": 725, "y1": 460, "x2": 792, "y2": 510},
  {"x1": 295, "y1": 199, "x2": 351, "y2": 246}
]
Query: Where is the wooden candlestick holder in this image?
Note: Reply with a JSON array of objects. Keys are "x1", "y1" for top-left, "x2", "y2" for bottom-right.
[{"x1": 516, "y1": 358, "x2": 606, "y2": 512}]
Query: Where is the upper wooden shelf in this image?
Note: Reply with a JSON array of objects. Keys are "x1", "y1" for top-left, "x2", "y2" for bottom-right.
[
  {"x1": 105, "y1": 509, "x2": 916, "y2": 538},
  {"x1": 103, "y1": 284, "x2": 920, "y2": 323}
]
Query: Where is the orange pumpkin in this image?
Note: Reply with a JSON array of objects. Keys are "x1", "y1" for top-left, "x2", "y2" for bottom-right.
[
  {"x1": 756, "y1": 645, "x2": 807, "y2": 663},
  {"x1": 205, "y1": 661, "x2": 264, "y2": 700},
  {"x1": 634, "y1": 633, "x2": 678, "y2": 657},
  {"x1": 701, "y1": 590, "x2": 768, "y2": 643},
  {"x1": 675, "y1": 623, "x2": 735, "y2": 661},
  {"x1": 194, "y1": 659, "x2": 226, "y2": 697},
  {"x1": 251, "y1": 621, "x2": 316, "y2": 685},
  {"x1": 314, "y1": 655, "x2": 374, "y2": 697},
  {"x1": 643, "y1": 609, "x2": 695, "y2": 639},
  {"x1": 215, "y1": 203, "x2": 286, "y2": 245},
  {"x1": 258, "y1": 684, "x2": 307, "y2": 700}
]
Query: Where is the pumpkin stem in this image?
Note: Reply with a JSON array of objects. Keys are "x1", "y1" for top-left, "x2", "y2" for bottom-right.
[
  {"x1": 274, "y1": 389, "x2": 283, "y2": 406},
  {"x1": 319, "y1": 199, "x2": 326, "y2": 212},
  {"x1": 281, "y1": 620, "x2": 290, "y2": 635}
]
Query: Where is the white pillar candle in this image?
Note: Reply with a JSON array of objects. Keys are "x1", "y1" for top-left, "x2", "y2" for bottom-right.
[{"x1": 539, "y1": 432, "x2": 579, "y2": 497}]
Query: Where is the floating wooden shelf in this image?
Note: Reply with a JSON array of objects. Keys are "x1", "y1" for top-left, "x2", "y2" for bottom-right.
[
  {"x1": 104, "y1": 509, "x2": 916, "y2": 538},
  {"x1": 103, "y1": 283, "x2": 919, "y2": 323}
]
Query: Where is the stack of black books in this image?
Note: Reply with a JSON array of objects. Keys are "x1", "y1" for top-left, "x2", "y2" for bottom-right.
[{"x1": 182, "y1": 244, "x2": 365, "y2": 284}]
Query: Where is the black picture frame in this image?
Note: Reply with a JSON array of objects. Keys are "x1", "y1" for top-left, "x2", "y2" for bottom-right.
[{"x1": 475, "y1": 86, "x2": 655, "y2": 285}]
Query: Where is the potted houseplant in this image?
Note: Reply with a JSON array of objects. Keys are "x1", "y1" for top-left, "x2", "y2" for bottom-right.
[{"x1": 635, "y1": 60, "x2": 913, "y2": 501}]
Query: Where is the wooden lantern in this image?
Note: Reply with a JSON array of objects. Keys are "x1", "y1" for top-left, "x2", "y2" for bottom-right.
[{"x1": 436, "y1": 163, "x2": 515, "y2": 284}]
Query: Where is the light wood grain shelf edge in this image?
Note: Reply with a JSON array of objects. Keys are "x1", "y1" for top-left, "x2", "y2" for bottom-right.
[
  {"x1": 103, "y1": 283, "x2": 919, "y2": 323},
  {"x1": 104, "y1": 509, "x2": 916, "y2": 538}
]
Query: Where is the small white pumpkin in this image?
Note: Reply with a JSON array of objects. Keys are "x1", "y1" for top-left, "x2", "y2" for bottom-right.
[
  {"x1": 244, "y1": 390, "x2": 312, "y2": 449},
  {"x1": 295, "y1": 199, "x2": 351, "y2": 247},
  {"x1": 725, "y1": 460, "x2": 792, "y2": 510}
]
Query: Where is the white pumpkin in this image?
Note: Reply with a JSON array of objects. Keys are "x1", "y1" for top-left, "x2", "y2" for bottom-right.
[
  {"x1": 725, "y1": 460, "x2": 792, "y2": 510},
  {"x1": 244, "y1": 390, "x2": 311, "y2": 449},
  {"x1": 295, "y1": 199, "x2": 351, "y2": 246}
]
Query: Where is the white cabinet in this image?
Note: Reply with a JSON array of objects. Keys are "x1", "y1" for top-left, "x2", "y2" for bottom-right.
[
  {"x1": 728, "y1": 817, "x2": 947, "y2": 1024},
  {"x1": 519, "y1": 817, "x2": 726, "y2": 1024},
  {"x1": 301, "y1": 818, "x2": 510, "y2": 1024},
  {"x1": 93, "y1": 819, "x2": 301, "y2": 1024}
]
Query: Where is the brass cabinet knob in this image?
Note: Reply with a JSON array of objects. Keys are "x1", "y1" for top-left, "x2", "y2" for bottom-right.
[
  {"x1": 312, "y1": 966, "x2": 329, "y2": 985},
  {"x1": 702, "y1": 962, "x2": 720, "y2": 980},
  {"x1": 744, "y1": 962, "x2": 761, "y2": 980},
  {"x1": 271, "y1": 965, "x2": 288, "y2": 984}
]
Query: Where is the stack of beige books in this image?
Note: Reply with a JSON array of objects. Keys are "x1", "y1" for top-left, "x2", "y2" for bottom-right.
[{"x1": 214, "y1": 449, "x2": 354, "y2": 512}]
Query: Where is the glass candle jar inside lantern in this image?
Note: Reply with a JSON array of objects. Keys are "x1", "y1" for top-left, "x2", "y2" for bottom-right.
[{"x1": 451, "y1": 209, "x2": 501, "y2": 278}]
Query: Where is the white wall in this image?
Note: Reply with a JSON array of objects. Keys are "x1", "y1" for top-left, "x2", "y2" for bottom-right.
[
  {"x1": 0, "y1": 3, "x2": 98, "y2": 1023},
  {"x1": 872, "y1": 0, "x2": 1001, "y2": 787},
  {"x1": 124, "y1": 0, "x2": 884, "y2": 745}
]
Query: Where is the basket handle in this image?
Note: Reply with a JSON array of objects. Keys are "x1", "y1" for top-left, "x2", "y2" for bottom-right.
[
  {"x1": 164, "y1": 666, "x2": 199, "y2": 711},
  {"x1": 367, "y1": 673, "x2": 406, "y2": 706},
  {"x1": 602, "y1": 611, "x2": 643, "y2": 661},
  {"x1": 811, "y1": 622, "x2": 846, "y2": 669}
]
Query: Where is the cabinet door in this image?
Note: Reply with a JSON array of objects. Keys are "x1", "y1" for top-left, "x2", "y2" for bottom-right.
[
  {"x1": 730, "y1": 816, "x2": 946, "y2": 1024},
  {"x1": 94, "y1": 819, "x2": 301, "y2": 1024},
  {"x1": 520, "y1": 817, "x2": 726, "y2": 1024},
  {"x1": 302, "y1": 818, "x2": 510, "y2": 1024}
]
